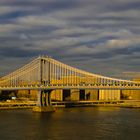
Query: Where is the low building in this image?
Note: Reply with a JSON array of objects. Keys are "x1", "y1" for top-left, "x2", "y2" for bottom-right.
[{"x1": 99, "y1": 90, "x2": 120, "y2": 100}]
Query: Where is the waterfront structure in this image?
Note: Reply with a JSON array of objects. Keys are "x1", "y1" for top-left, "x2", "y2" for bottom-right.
[{"x1": 0, "y1": 56, "x2": 140, "y2": 111}]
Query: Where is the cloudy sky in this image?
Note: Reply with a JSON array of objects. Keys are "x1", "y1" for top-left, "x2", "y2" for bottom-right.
[{"x1": 0, "y1": 0, "x2": 140, "y2": 79}]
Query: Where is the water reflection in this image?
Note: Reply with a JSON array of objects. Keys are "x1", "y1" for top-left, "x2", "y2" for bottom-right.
[{"x1": 0, "y1": 107, "x2": 140, "y2": 140}]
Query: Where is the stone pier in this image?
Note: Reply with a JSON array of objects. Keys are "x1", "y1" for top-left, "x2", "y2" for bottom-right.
[{"x1": 33, "y1": 90, "x2": 55, "y2": 112}]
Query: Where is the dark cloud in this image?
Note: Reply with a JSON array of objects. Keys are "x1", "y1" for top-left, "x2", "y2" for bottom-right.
[
  {"x1": 0, "y1": 47, "x2": 40, "y2": 58},
  {"x1": 106, "y1": 1, "x2": 140, "y2": 12},
  {"x1": 0, "y1": 0, "x2": 79, "y2": 11},
  {"x1": 0, "y1": 0, "x2": 140, "y2": 79}
]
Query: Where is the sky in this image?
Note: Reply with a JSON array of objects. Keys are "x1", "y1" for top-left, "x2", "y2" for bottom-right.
[{"x1": 0, "y1": 0, "x2": 140, "y2": 80}]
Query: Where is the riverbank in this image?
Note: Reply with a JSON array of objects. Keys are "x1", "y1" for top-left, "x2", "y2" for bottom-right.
[
  {"x1": 52, "y1": 100, "x2": 140, "y2": 108},
  {"x1": 0, "y1": 101, "x2": 36, "y2": 110},
  {"x1": 0, "y1": 100, "x2": 140, "y2": 110}
]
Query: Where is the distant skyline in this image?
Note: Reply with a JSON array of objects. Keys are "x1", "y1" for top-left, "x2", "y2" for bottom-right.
[{"x1": 0, "y1": 0, "x2": 140, "y2": 80}]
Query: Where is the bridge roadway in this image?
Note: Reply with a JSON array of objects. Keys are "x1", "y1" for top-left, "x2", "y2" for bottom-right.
[{"x1": 1, "y1": 83, "x2": 140, "y2": 90}]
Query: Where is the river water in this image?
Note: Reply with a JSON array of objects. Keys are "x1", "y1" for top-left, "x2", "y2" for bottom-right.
[{"x1": 0, "y1": 107, "x2": 140, "y2": 140}]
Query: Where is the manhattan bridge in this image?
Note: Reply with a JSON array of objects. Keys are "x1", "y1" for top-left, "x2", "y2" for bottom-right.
[{"x1": 0, "y1": 56, "x2": 140, "y2": 111}]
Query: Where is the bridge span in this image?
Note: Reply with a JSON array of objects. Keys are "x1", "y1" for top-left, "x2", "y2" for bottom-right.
[{"x1": 0, "y1": 56, "x2": 140, "y2": 112}]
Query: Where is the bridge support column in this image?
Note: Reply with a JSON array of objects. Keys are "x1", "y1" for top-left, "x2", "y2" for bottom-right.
[{"x1": 33, "y1": 90, "x2": 55, "y2": 112}]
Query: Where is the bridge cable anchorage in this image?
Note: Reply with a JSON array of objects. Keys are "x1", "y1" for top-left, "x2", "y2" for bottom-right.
[{"x1": 0, "y1": 56, "x2": 140, "y2": 90}]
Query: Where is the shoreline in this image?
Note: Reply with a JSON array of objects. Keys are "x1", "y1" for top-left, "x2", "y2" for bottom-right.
[
  {"x1": 0, "y1": 101, "x2": 36, "y2": 110},
  {"x1": 0, "y1": 100, "x2": 140, "y2": 110},
  {"x1": 52, "y1": 100, "x2": 140, "y2": 108}
]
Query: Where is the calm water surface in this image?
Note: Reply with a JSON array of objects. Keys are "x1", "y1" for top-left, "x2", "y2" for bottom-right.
[{"x1": 0, "y1": 107, "x2": 140, "y2": 140}]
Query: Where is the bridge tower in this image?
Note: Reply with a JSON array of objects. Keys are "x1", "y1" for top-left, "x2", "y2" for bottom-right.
[{"x1": 33, "y1": 57, "x2": 55, "y2": 112}]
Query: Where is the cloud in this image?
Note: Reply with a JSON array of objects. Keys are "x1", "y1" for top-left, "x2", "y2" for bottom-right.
[
  {"x1": 0, "y1": 24, "x2": 23, "y2": 33},
  {"x1": 16, "y1": 15, "x2": 67, "y2": 27},
  {"x1": 106, "y1": 36, "x2": 140, "y2": 49},
  {"x1": 107, "y1": 39, "x2": 134, "y2": 48},
  {"x1": 0, "y1": 0, "x2": 140, "y2": 79},
  {"x1": 0, "y1": 6, "x2": 17, "y2": 15},
  {"x1": 19, "y1": 33, "x2": 29, "y2": 40}
]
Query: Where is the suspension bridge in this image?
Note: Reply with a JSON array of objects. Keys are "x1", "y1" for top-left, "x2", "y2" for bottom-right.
[{"x1": 0, "y1": 56, "x2": 140, "y2": 111}]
